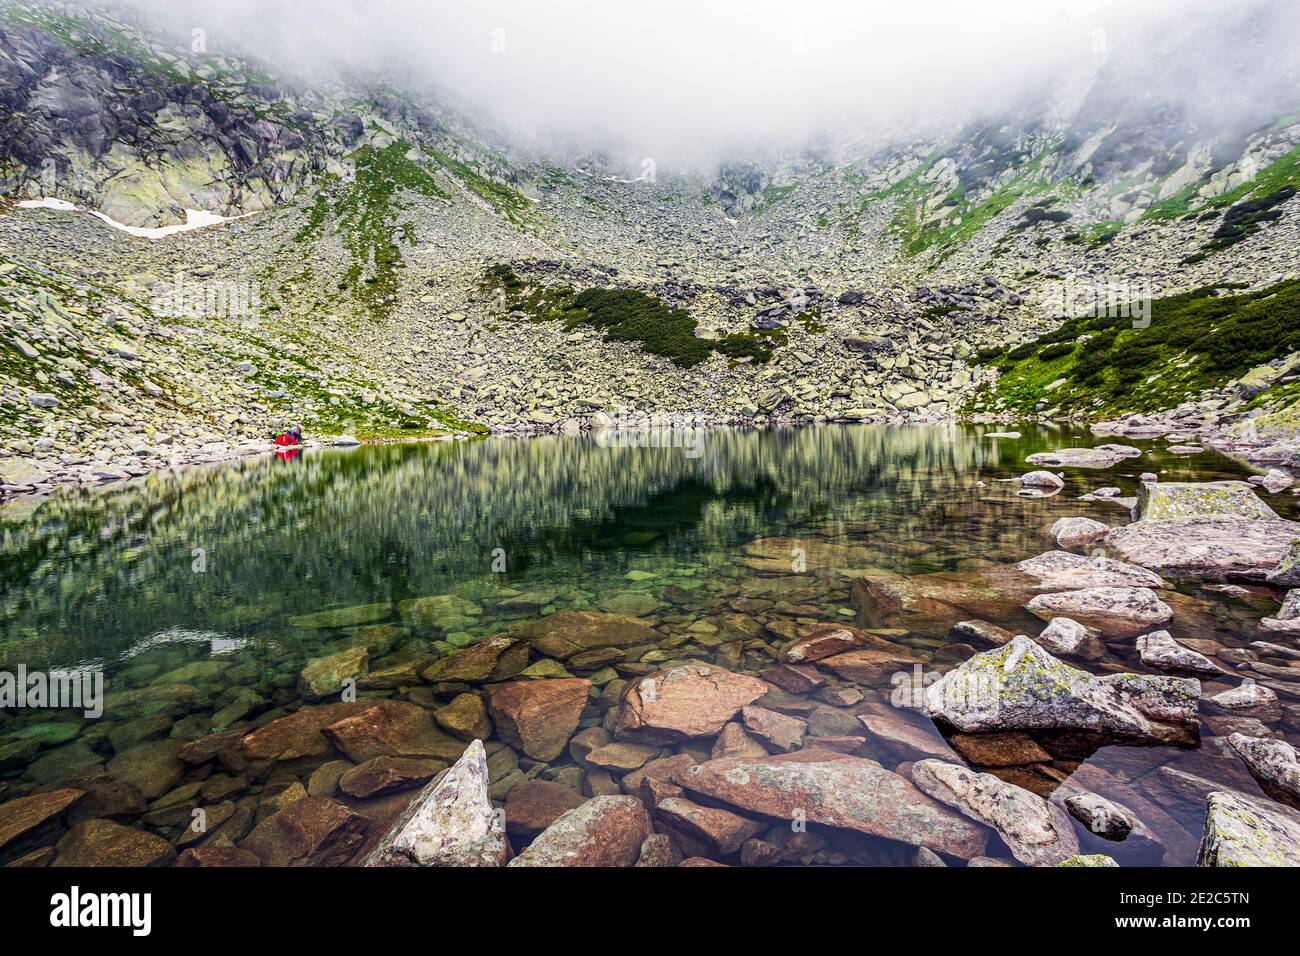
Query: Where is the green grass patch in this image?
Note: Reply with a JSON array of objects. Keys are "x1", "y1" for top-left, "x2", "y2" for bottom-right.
[
  {"x1": 966, "y1": 279, "x2": 1300, "y2": 416},
  {"x1": 482, "y1": 264, "x2": 777, "y2": 367},
  {"x1": 292, "y1": 141, "x2": 448, "y2": 321}
]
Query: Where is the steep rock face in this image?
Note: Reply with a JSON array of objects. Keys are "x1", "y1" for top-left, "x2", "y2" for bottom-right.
[{"x1": 0, "y1": 12, "x2": 346, "y2": 225}]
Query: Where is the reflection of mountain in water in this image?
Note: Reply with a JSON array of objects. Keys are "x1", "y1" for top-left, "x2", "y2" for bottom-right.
[{"x1": 0, "y1": 424, "x2": 1260, "y2": 668}]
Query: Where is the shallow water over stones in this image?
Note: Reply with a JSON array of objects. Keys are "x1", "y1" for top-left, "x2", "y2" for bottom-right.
[{"x1": 1, "y1": 424, "x2": 1298, "y2": 867}]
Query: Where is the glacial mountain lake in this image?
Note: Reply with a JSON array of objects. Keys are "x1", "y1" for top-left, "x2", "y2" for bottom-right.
[{"x1": 1, "y1": 424, "x2": 1295, "y2": 865}]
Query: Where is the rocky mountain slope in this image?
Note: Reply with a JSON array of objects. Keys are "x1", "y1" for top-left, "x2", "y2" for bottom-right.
[{"x1": 2, "y1": 0, "x2": 1300, "y2": 494}]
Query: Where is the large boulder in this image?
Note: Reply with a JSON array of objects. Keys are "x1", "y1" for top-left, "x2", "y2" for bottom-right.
[
  {"x1": 511, "y1": 611, "x2": 658, "y2": 660},
  {"x1": 485, "y1": 678, "x2": 591, "y2": 761},
  {"x1": 240, "y1": 795, "x2": 369, "y2": 866},
  {"x1": 1026, "y1": 587, "x2": 1172, "y2": 639},
  {"x1": 508, "y1": 795, "x2": 652, "y2": 867},
  {"x1": 1105, "y1": 482, "x2": 1300, "y2": 579},
  {"x1": 1226, "y1": 734, "x2": 1300, "y2": 809},
  {"x1": 673, "y1": 751, "x2": 989, "y2": 860},
  {"x1": 614, "y1": 665, "x2": 768, "y2": 744},
  {"x1": 1106, "y1": 517, "x2": 1300, "y2": 579},
  {"x1": 1196, "y1": 790, "x2": 1300, "y2": 866},
  {"x1": 925, "y1": 636, "x2": 1200, "y2": 751},
  {"x1": 911, "y1": 759, "x2": 1080, "y2": 866},
  {"x1": 1135, "y1": 481, "x2": 1279, "y2": 522},
  {"x1": 364, "y1": 739, "x2": 509, "y2": 866}
]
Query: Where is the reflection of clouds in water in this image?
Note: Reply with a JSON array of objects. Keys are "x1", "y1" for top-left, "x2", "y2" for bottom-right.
[{"x1": 123, "y1": 627, "x2": 250, "y2": 660}]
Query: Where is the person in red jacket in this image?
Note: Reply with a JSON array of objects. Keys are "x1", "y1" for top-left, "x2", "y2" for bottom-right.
[
  {"x1": 273, "y1": 425, "x2": 303, "y2": 462},
  {"x1": 273, "y1": 425, "x2": 303, "y2": 447}
]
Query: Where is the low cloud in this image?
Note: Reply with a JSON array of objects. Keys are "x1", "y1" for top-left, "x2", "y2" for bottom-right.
[{"x1": 120, "y1": 0, "x2": 1299, "y2": 170}]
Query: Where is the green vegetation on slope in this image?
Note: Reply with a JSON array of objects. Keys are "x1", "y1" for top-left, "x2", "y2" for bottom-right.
[
  {"x1": 965, "y1": 279, "x2": 1300, "y2": 416},
  {"x1": 482, "y1": 264, "x2": 777, "y2": 367},
  {"x1": 293, "y1": 141, "x2": 448, "y2": 321}
]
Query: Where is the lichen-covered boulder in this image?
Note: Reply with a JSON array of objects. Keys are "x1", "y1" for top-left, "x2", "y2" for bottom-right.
[
  {"x1": 924, "y1": 636, "x2": 1200, "y2": 749},
  {"x1": 1135, "y1": 481, "x2": 1279, "y2": 522},
  {"x1": 1196, "y1": 790, "x2": 1300, "y2": 866}
]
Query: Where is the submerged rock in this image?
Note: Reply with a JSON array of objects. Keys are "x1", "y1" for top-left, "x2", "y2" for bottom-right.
[
  {"x1": 1197, "y1": 790, "x2": 1300, "y2": 866},
  {"x1": 322, "y1": 700, "x2": 467, "y2": 763},
  {"x1": 0, "y1": 788, "x2": 84, "y2": 862},
  {"x1": 52, "y1": 818, "x2": 175, "y2": 867},
  {"x1": 240, "y1": 795, "x2": 369, "y2": 866},
  {"x1": 911, "y1": 759, "x2": 1080, "y2": 866},
  {"x1": 421, "y1": 635, "x2": 529, "y2": 682},
  {"x1": 673, "y1": 751, "x2": 989, "y2": 860},
  {"x1": 485, "y1": 678, "x2": 590, "y2": 761},
  {"x1": 614, "y1": 665, "x2": 767, "y2": 744},
  {"x1": 505, "y1": 780, "x2": 585, "y2": 839},
  {"x1": 298, "y1": 645, "x2": 369, "y2": 699},
  {"x1": 782, "y1": 623, "x2": 872, "y2": 662},
  {"x1": 1226, "y1": 734, "x2": 1300, "y2": 809},
  {"x1": 508, "y1": 795, "x2": 651, "y2": 867},
  {"x1": 1026, "y1": 587, "x2": 1173, "y2": 639},
  {"x1": 288, "y1": 603, "x2": 393, "y2": 630},
  {"x1": 364, "y1": 740, "x2": 509, "y2": 866},
  {"x1": 239, "y1": 702, "x2": 370, "y2": 761},
  {"x1": 511, "y1": 610, "x2": 658, "y2": 659},
  {"x1": 653, "y1": 796, "x2": 764, "y2": 858},
  {"x1": 925, "y1": 636, "x2": 1200, "y2": 750}
]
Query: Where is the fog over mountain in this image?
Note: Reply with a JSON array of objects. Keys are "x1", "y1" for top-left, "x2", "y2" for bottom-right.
[{"x1": 119, "y1": 0, "x2": 1300, "y2": 170}]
